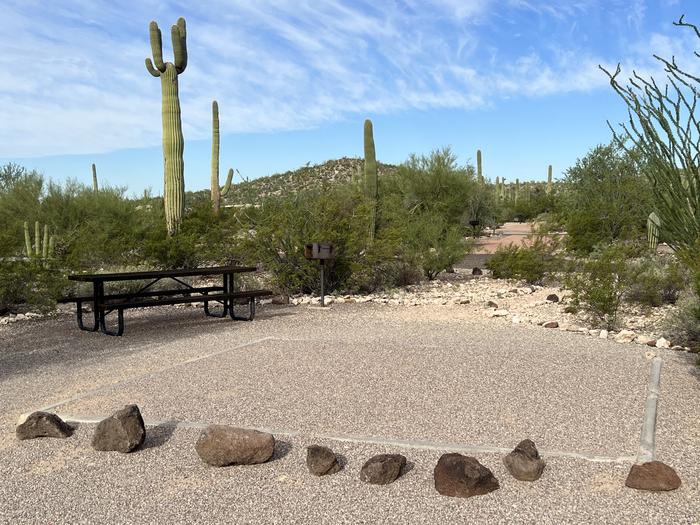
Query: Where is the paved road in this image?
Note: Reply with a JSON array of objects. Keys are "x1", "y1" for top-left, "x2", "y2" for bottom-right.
[{"x1": 1, "y1": 304, "x2": 698, "y2": 524}]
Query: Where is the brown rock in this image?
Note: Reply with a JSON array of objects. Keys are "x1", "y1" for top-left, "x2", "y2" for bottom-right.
[
  {"x1": 360, "y1": 454, "x2": 406, "y2": 485},
  {"x1": 92, "y1": 405, "x2": 146, "y2": 453},
  {"x1": 16, "y1": 412, "x2": 73, "y2": 440},
  {"x1": 625, "y1": 461, "x2": 681, "y2": 491},
  {"x1": 543, "y1": 321, "x2": 559, "y2": 329},
  {"x1": 472, "y1": 267, "x2": 483, "y2": 276},
  {"x1": 486, "y1": 300, "x2": 499, "y2": 309},
  {"x1": 434, "y1": 453, "x2": 499, "y2": 498},
  {"x1": 306, "y1": 445, "x2": 341, "y2": 476},
  {"x1": 503, "y1": 439, "x2": 546, "y2": 481},
  {"x1": 546, "y1": 294, "x2": 560, "y2": 303},
  {"x1": 195, "y1": 425, "x2": 275, "y2": 466}
]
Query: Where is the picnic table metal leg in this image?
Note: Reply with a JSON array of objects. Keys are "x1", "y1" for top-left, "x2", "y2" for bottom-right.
[
  {"x1": 99, "y1": 308, "x2": 124, "y2": 336},
  {"x1": 75, "y1": 298, "x2": 98, "y2": 332},
  {"x1": 203, "y1": 272, "x2": 229, "y2": 318}
]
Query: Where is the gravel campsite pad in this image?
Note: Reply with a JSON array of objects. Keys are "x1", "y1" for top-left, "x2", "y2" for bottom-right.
[{"x1": 1, "y1": 303, "x2": 699, "y2": 523}]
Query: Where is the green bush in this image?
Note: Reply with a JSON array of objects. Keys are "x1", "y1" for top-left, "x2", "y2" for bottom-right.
[
  {"x1": 626, "y1": 256, "x2": 688, "y2": 307},
  {"x1": 665, "y1": 291, "x2": 700, "y2": 351},
  {"x1": 486, "y1": 236, "x2": 558, "y2": 284},
  {"x1": 0, "y1": 260, "x2": 67, "y2": 314},
  {"x1": 564, "y1": 242, "x2": 639, "y2": 329}
]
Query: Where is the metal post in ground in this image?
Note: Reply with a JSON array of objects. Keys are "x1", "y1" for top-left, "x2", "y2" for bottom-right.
[{"x1": 320, "y1": 259, "x2": 325, "y2": 307}]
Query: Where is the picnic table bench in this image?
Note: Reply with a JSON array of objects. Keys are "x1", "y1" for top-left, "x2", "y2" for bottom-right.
[{"x1": 60, "y1": 266, "x2": 272, "y2": 336}]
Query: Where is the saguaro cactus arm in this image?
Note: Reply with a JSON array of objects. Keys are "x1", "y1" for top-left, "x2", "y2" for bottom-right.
[
  {"x1": 173, "y1": 18, "x2": 187, "y2": 73},
  {"x1": 148, "y1": 21, "x2": 165, "y2": 73},
  {"x1": 221, "y1": 168, "x2": 234, "y2": 196}
]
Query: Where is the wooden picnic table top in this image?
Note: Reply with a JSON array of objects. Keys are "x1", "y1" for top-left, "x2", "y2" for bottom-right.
[{"x1": 67, "y1": 266, "x2": 258, "y2": 282}]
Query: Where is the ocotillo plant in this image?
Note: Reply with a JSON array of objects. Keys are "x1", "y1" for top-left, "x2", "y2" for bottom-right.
[
  {"x1": 23, "y1": 221, "x2": 54, "y2": 261},
  {"x1": 546, "y1": 165, "x2": 553, "y2": 194},
  {"x1": 364, "y1": 119, "x2": 378, "y2": 242},
  {"x1": 145, "y1": 17, "x2": 187, "y2": 236},
  {"x1": 477, "y1": 149, "x2": 483, "y2": 183},
  {"x1": 210, "y1": 100, "x2": 234, "y2": 215},
  {"x1": 647, "y1": 212, "x2": 661, "y2": 252},
  {"x1": 91, "y1": 163, "x2": 99, "y2": 193}
]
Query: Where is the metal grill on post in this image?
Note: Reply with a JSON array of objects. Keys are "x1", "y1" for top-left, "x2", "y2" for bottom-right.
[{"x1": 304, "y1": 242, "x2": 335, "y2": 306}]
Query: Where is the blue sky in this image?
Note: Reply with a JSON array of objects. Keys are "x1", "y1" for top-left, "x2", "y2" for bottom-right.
[{"x1": 2, "y1": 0, "x2": 700, "y2": 196}]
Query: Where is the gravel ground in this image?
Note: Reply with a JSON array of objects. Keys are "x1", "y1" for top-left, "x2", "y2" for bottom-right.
[{"x1": 1, "y1": 303, "x2": 698, "y2": 524}]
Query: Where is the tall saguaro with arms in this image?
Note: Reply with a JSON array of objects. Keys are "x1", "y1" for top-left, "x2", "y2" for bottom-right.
[{"x1": 145, "y1": 17, "x2": 187, "y2": 236}]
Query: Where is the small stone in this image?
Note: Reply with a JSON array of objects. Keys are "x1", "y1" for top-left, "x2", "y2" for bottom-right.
[
  {"x1": 655, "y1": 337, "x2": 671, "y2": 349},
  {"x1": 472, "y1": 267, "x2": 483, "y2": 276},
  {"x1": 91, "y1": 405, "x2": 146, "y2": 453},
  {"x1": 644, "y1": 350, "x2": 656, "y2": 360},
  {"x1": 16, "y1": 412, "x2": 73, "y2": 440},
  {"x1": 503, "y1": 439, "x2": 546, "y2": 481},
  {"x1": 545, "y1": 294, "x2": 559, "y2": 303},
  {"x1": 636, "y1": 335, "x2": 653, "y2": 346},
  {"x1": 543, "y1": 321, "x2": 559, "y2": 329},
  {"x1": 434, "y1": 453, "x2": 499, "y2": 498},
  {"x1": 486, "y1": 300, "x2": 499, "y2": 309},
  {"x1": 625, "y1": 461, "x2": 681, "y2": 491},
  {"x1": 599, "y1": 330, "x2": 609, "y2": 339},
  {"x1": 614, "y1": 330, "x2": 637, "y2": 343},
  {"x1": 195, "y1": 425, "x2": 275, "y2": 466},
  {"x1": 646, "y1": 339, "x2": 657, "y2": 347},
  {"x1": 491, "y1": 309, "x2": 509, "y2": 317},
  {"x1": 306, "y1": 445, "x2": 341, "y2": 476},
  {"x1": 360, "y1": 454, "x2": 406, "y2": 485},
  {"x1": 511, "y1": 315, "x2": 521, "y2": 324}
]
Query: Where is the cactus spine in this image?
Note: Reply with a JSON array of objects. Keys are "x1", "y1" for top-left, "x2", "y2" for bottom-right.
[
  {"x1": 647, "y1": 212, "x2": 661, "y2": 252},
  {"x1": 476, "y1": 149, "x2": 483, "y2": 183},
  {"x1": 210, "y1": 101, "x2": 234, "y2": 215},
  {"x1": 364, "y1": 119, "x2": 378, "y2": 242},
  {"x1": 145, "y1": 17, "x2": 187, "y2": 236},
  {"x1": 546, "y1": 165, "x2": 553, "y2": 194},
  {"x1": 91, "y1": 163, "x2": 99, "y2": 193}
]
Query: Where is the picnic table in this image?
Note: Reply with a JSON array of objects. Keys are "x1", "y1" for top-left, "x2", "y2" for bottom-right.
[{"x1": 62, "y1": 266, "x2": 272, "y2": 336}]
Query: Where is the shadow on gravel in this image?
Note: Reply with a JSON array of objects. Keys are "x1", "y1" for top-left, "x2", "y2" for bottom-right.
[{"x1": 141, "y1": 420, "x2": 179, "y2": 450}]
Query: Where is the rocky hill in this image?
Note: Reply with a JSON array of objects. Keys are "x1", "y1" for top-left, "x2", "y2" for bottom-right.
[{"x1": 220, "y1": 157, "x2": 399, "y2": 205}]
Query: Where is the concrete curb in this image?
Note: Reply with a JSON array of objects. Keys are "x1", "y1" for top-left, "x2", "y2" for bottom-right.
[{"x1": 637, "y1": 357, "x2": 662, "y2": 464}]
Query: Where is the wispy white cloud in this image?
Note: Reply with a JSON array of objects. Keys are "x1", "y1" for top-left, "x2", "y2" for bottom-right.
[{"x1": 0, "y1": 0, "x2": 697, "y2": 156}]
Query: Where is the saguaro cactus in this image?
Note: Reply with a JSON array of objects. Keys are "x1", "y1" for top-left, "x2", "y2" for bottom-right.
[
  {"x1": 364, "y1": 119, "x2": 378, "y2": 242},
  {"x1": 23, "y1": 221, "x2": 54, "y2": 261},
  {"x1": 210, "y1": 101, "x2": 234, "y2": 215},
  {"x1": 145, "y1": 17, "x2": 187, "y2": 236},
  {"x1": 476, "y1": 149, "x2": 483, "y2": 183},
  {"x1": 91, "y1": 163, "x2": 99, "y2": 193},
  {"x1": 546, "y1": 165, "x2": 553, "y2": 195},
  {"x1": 647, "y1": 212, "x2": 661, "y2": 252}
]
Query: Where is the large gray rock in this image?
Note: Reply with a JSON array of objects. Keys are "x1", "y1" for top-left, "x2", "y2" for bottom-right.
[
  {"x1": 306, "y1": 445, "x2": 341, "y2": 476},
  {"x1": 434, "y1": 453, "x2": 499, "y2": 498},
  {"x1": 360, "y1": 454, "x2": 406, "y2": 485},
  {"x1": 16, "y1": 412, "x2": 73, "y2": 440},
  {"x1": 91, "y1": 405, "x2": 146, "y2": 453},
  {"x1": 625, "y1": 461, "x2": 681, "y2": 491},
  {"x1": 195, "y1": 425, "x2": 275, "y2": 467},
  {"x1": 503, "y1": 439, "x2": 546, "y2": 481}
]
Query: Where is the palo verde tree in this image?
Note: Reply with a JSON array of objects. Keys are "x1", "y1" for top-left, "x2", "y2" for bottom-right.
[
  {"x1": 602, "y1": 16, "x2": 700, "y2": 278},
  {"x1": 145, "y1": 17, "x2": 187, "y2": 236}
]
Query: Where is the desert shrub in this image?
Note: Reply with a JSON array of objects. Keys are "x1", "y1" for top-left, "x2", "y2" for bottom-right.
[
  {"x1": 564, "y1": 242, "x2": 639, "y2": 329},
  {"x1": 403, "y1": 212, "x2": 469, "y2": 280},
  {"x1": 562, "y1": 143, "x2": 652, "y2": 254},
  {"x1": 0, "y1": 260, "x2": 67, "y2": 314},
  {"x1": 665, "y1": 291, "x2": 700, "y2": 351},
  {"x1": 486, "y1": 236, "x2": 558, "y2": 284},
  {"x1": 626, "y1": 256, "x2": 688, "y2": 307}
]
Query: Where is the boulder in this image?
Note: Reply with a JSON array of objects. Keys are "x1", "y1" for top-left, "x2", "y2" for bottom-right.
[
  {"x1": 545, "y1": 294, "x2": 559, "y2": 303},
  {"x1": 472, "y1": 267, "x2": 483, "y2": 276},
  {"x1": 91, "y1": 405, "x2": 146, "y2": 453},
  {"x1": 306, "y1": 445, "x2": 341, "y2": 476},
  {"x1": 599, "y1": 329, "x2": 609, "y2": 339},
  {"x1": 543, "y1": 321, "x2": 559, "y2": 329},
  {"x1": 655, "y1": 337, "x2": 671, "y2": 349},
  {"x1": 503, "y1": 439, "x2": 546, "y2": 481},
  {"x1": 195, "y1": 425, "x2": 274, "y2": 466},
  {"x1": 16, "y1": 412, "x2": 73, "y2": 440},
  {"x1": 625, "y1": 461, "x2": 681, "y2": 491},
  {"x1": 434, "y1": 453, "x2": 499, "y2": 498},
  {"x1": 614, "y1": 330, "x2": 637, "y2": 344},
  {"x1": 360, "y1": 454, "x2": 406, "y2": 485}
]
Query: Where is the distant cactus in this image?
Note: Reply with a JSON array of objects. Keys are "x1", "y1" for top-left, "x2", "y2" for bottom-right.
[
  {"x1": 515, "y1": 178, "x2": 520, "y2": 203},
  {"x1": 145, "y1": 17, "x2": 187, "y2": 236},
  {"x1": 476, "y1": 149, "x2": 483, "y2": 183},
  {"x1": 647, "y1": 212, "x2": 661, "y2": 252},
  {"x1": 210, "y1": 100, "x2": 235, "y2": 214},
  {"x1": 364, "y1": 119, "x2": 378, "y2": 242},
  {"x1": 546, "y1": 165, "x2": 553, "y2": 194},
  {"x1": 23, "y1": 221, "x2": 54, "y2": 261},
  {"x1": 91, "y1": 163, "x2": 98, "y2": 193}
]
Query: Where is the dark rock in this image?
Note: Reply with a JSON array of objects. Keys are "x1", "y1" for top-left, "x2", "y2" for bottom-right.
[
  {"x1": 503, "y1": 439, "x2": 546, "y2": 481},
  {"x1": 91, "y1": 405, "x2": 146, "y2": 453},
  {"x1": 195, "y1": 425, "x2": 275, "y2": 466},
  {"x1": 16, "y1": 412, "x2": 73, "y2": 440},
  {"x1": 543, "y1": 321, "x2": 559, "y2": 329},
  {"x1": 306, "y1": 445, "x2": 341, "y2": 476},
  {"x1": 472, "y1": 267, "x2": 483, "y2": 276},
  {"x1": 434, "y1": 453, "x2": 499, "y2": 498},
  {"x1": 646, "y1": 339, "x2": 657, "y2": 347},
  {"x1": 625, "y1": 461, "x2": 681, "y2": 491},
  {"x1": 546, "y1": 294, "x2": 560, "y2": 303},
  {"x1": 360, "y1": 454, "x2": 406, "y2": 485},
  {"x1": 486, "y1": 300, "x2": 499, "y2": 309}
]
